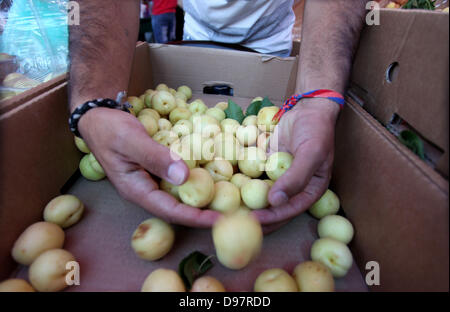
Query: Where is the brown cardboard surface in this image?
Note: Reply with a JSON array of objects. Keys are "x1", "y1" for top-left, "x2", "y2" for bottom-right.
[
  {"x1": 351, "y1": 9, "x2": 449, "y2": 176},
  {"x1": 127, "y1": 42, "x2": 153, "y2": 98},
  {"x1": 333, "y1": 98, "x2": 449, "y2": 292},
  {"x1": 0, "y1": 42, "x2": 301, "y2": 282},
  {"x1": 143, "y1": 43, "x2": 298, "y2": 103},
  {"x1": 1, "y1": 12, "x2": 449, "y2": 290},
  {"x1": 7, "y1": 93, "x2": 367, "y2": 291},
  {"x1": 0, "y1": 82, "x2": 82, "y2": 280},
  {"x1": 12, "y1": 178, "x2": 367, "y2": 292}
]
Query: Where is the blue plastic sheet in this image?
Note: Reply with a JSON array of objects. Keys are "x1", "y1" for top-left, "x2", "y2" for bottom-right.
[{"x1": 0, "y1": 0, "x2": 68, "y2": 96}]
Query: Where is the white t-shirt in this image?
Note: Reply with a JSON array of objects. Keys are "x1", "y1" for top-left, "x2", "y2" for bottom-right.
[{"x1": 182, "y1": 0, "x2": 295, "y2": 57}]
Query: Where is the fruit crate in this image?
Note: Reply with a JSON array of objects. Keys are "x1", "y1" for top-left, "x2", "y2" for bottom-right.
[
  {"x1": 8, "y1": 89, "x2": 368, "y2": 291},
  {"x1": 1, "y1": 18, "x2": 448, "y2": 290}
]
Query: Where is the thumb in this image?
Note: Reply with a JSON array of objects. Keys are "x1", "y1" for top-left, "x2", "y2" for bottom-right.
[
  {"x1": 268, "y1": 141, "x2": 327, "y2": 206},
  {"x1": 123, "y1": 129, "x2": 190, "y2": 185}
]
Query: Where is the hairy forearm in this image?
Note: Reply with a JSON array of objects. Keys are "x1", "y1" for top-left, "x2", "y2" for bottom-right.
[
  {"x1": 297, "y1": 0, "x2": 366, "y2": 96},
  {"x1": 68, "y1": 0, "x2": 140, "y2": 112}
]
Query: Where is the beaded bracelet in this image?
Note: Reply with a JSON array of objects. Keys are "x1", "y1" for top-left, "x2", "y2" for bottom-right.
[{"x1": 68, "y1": 91, "x2": 131, "y2": 138}]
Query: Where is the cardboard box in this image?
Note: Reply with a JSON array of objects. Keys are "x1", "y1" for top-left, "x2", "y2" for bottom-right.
[
  {"x1": 128, "y1": 43, "x2": 299, "y2": 104},
  {"x1": 0, "y1": 81, "x2": 82, "y2": 280},
  {"x1": 340, "y1": 9, "x2": 449, "y2": 291},
  {"x1": 351, "y1": 9, "x2": 449, "y2": 177},
  {"x1": 0, "y1": 9, "x2": 448, "y2": 291},
  {"x1": 333, "y1": 98, "x2": 448, "y2": 292}
]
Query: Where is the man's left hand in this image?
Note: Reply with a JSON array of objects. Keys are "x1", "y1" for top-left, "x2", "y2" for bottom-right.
[{"x1": 254, "y1": 99, "x2": 341, "y2": 230}]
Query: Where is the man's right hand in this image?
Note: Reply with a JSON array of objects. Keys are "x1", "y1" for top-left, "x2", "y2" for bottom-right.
[{"x1": 77, "y1": 107, "x2": 221, "y2": 228}]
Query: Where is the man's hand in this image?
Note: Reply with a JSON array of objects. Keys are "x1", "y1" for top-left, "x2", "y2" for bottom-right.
[
  {"x1": 69, "y1": 1, "x2": 221, "y2": 229},
  {"x1": 78, "y1": 107, "x2": 221, "y2": 228},
  {"x1": 253, "y1": 99, "x2": 340, "y2": 227},
  {"x1": 252, "y1": 0, "x2": 366, "y2": 231}
]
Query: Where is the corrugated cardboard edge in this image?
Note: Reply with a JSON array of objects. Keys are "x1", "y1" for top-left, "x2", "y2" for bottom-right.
[
  {"x1": 333, "y1": 97, "x2": 449, "y2": 291},
  {"x1": 351, "y1": 9, "x2": 449, "y2": 177},
  {"x1": 127, "y1": 42, "x2": 153, "y2": 97}
]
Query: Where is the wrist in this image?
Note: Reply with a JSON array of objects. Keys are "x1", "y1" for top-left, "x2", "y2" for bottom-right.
[
  {"x1": 69, "y1": 91, "x2": 130, "y2": 138},
  {"x1": 77, "y1": 107, "x2": 105, "y2": 138},
  {"x1": 294, "y1": 98, "x2": 341, "y2": 120},
  {"x1": 70, "y1": 98, "x2": 89, "y2": 114},
  {"x1": 69, "y1": 92, "x2": 99, "y2": 113},
  {"x1": 69, "y1": 89, "x2": 127, "y2": 113}
]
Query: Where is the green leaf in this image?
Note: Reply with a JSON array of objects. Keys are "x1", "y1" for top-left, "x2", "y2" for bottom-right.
[
  {"x1": 225, "y1": 99, "x2": 245, "y2": 124},
  {"x1": 178, "y1": 251, "x2": 214, "y2": 290},
  {"x1": 403, "y1": 0, "x2": 435, "y2": 10},
  {"x1": 245, "y1": 100, "x2": 262, "y2": 116},
  {"x1": 398, "y1": 130, "x2": 425, "y2": 160},
  {"x1": 260, "y1": 96, "x2": 275, "y2": 109},
  {"x1": 245, "y1": 97, "x2": 274, "y2": 117}
]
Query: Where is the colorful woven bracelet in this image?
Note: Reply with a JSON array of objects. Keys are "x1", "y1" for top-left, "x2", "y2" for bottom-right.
[{"x1": 273, "y1": 89, "x2": 345, "y2": 122}]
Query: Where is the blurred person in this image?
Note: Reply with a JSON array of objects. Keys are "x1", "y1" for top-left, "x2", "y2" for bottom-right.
[
  {"x1": 150, "y1": 0, "x2": 177, "y2": 43},
  {"x1": 140, "y1": 0, "x2": 150, "y2": 19}
]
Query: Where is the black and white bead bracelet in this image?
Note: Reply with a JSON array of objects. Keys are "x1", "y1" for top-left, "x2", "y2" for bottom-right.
[{"x1": 68, "y1": 91, "x2": 131, "y2": 138}]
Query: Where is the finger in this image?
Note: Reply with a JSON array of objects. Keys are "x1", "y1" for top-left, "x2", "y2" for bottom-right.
[
  {"x1": 110, "y1": 169, "x2": 221, "y2": 228},
  {"x1": 255, "y1": 175, "x2": 328, "y2": 225},
  {"x1": 268, "y1": 124, "x2": 289, "y2": 155},
  {"x1": 120, "y1": 127, "x2": 189, "y2": 186},
  {"x1": 261, "y1": 219, "x2": 290, "y2": 235},
  {"x1": 268, "y1": 141, "x2": 327, "y2": 206},
  {"x1": 144, "y1": 191, "x2": 221, "y2": 228}
]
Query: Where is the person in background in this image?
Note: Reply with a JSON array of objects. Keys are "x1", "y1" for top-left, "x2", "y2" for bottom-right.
[
  {"x1": 140, "y1": 0, "x2": 150, "y2": 19},
  {"x1": 68, "y1": 0, "x2": 367, "y2": 232},
  {"x1": 150, "y1": 0, "x2": 177, "y2": 43},
  {"x1": 0, "y1": 0, "x2": 13, "y2": 35}
]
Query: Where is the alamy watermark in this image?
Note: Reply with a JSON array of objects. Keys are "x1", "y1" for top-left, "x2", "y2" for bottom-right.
[
  {"x1": 67, "y1": 1, "x2": 80, "y2": 26},
  {"x1": 67, "y1": 1, "x2": 381, "y2": 27},
  {"x1": 365, "y1": 261, "x2": 380, "y2": 286},
  {"x1": 366, "y1": 1, "x2": 381, "y2": 26},
  {"x1": 63, "y1": 260, "x2": 381, "y2": 287},
  {"x1": 65, "y1": 261, "x2": 81, "y2": 286}
]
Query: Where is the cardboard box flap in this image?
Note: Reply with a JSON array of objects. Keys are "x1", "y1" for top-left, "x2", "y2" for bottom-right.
[
  {"x1": 333, "y1": 97, "x2": 449, "y2": 291},
  {"x1": 351, "y1": 9, "x2": 449, "y2": 174},
  {"x1": 132, "y1": 43, "x2": 299, "y2": 103},
  {"x1": 0, "y1": 83, "x2": 81, "y2": 279},
  {"x1": 127, "y1": 42, "x2": 153, "y2": 97}
]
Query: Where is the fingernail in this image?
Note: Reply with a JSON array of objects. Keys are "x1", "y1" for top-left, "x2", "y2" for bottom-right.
[
  {"x1": 168, "y1": 161, "x2": 187, "y2": 185},
  {"x1": 271, "y1": 191, "x2": 289, "y2": 206}
]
